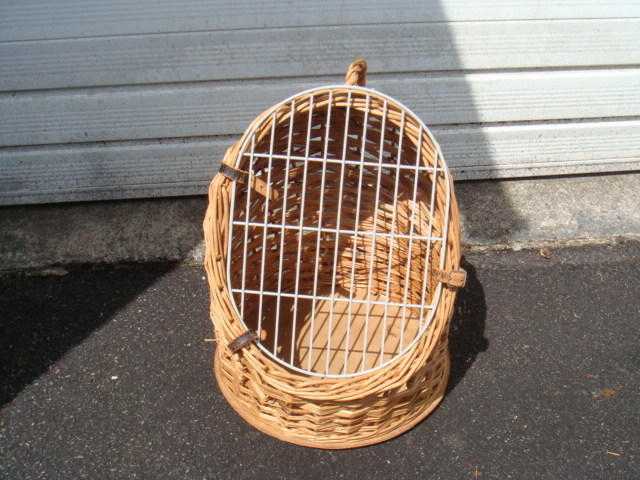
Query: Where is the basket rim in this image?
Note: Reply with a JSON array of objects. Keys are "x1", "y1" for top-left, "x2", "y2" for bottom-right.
[{"x1": 224, "y1": 83, "x2": 454, "y2": 379}]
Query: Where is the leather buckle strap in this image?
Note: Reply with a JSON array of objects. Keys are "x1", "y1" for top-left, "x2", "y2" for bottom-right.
[{"x1": 228, "y1": 331, "x2": 259, "y2": 353}]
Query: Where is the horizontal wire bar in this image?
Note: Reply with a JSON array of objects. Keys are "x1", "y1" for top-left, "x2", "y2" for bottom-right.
[
  {"x1": 231, "y1": 288, "x2": 434, "y2": 310},
  {"x1": 243, "y1": 152, "x2": 440, "y2": 172},
  {"x1": 231, "y1": 221, "x2": 443, "y2": 242}
]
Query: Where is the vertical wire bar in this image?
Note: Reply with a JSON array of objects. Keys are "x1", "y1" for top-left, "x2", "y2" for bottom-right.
[
  {"x1": 257, "y1": 111, "x2": 277, "y2": 344},
  {"x1": 273, "y1": 100, "x2": 295, "y2": 354},
  {"x1": 325, "y1": 90, "x2": 351, "y2": 375},
  {"x1": 361, "y1": 99, "x2": 388, "y2": 371},
  {"x1": 398, "y1": 126, "x2": 423, "y2": 349},
  {"x1": 308, "y1": 91, "x2": 333, "y2": 372},
  {"x1": 418, "y1": 150, "x2": 439, "y2": 329},
  {"x1": 290, "y1": 95, "x2": 314, "y2": 364},
  {"x1": 344, "y1": 94, "x2": 370, "y2": 373},
  {"x1": 380, "y1": 111, "x2": 405, "y2": 365},
  {"x1": 239, "y1": 135, "x2": 256, "y2": 320}
]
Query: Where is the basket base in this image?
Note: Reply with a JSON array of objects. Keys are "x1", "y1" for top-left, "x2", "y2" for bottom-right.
[
  {"x1": 213, "y1": 350, "x2": 450, "y2": 449},
  {"x1": 294, "y1": 299, "x2": 423, "y2": 376}
]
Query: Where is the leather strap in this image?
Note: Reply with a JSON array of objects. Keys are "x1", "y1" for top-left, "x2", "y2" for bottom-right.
[
  {"x1": 219, "y1": 162, "x2": 244, "y2": 182},
  {"x1": 218, "y1": 162, "x2": 278, "y2": 200},
  {"x1": 433, "y1": 268, "x2": 467, "y2": 288},
  {"x1": 228, "y1": 331, "x2": 258, "y2": 353}
]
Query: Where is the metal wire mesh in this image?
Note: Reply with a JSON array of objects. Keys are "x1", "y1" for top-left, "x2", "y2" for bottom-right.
[{"x1": 226, "y1": 85, "x2": 451, "y2": 378}]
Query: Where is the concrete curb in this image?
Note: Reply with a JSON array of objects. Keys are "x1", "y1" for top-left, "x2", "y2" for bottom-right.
[{"x1": 2, "y1": 172, "x2": 639, "y2": 271}]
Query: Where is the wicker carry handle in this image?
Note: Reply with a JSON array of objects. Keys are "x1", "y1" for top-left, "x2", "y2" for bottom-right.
[{"x1": 345, "y1": 58, "x2": 367, "y2": 87}]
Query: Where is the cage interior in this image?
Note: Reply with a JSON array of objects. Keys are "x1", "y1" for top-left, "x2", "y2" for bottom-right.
[{"x1": 228, "y1": 88, "x2": 447, "y2": 377}]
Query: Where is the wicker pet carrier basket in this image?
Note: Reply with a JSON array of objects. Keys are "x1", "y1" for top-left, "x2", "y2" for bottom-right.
[{"x1": 203, "y1": 59, "x2": 466, "y2": 449}]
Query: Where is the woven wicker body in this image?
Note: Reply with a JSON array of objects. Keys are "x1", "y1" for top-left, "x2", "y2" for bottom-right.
[{"x1": 203, "y1": 60, "x2": 463, "y2": 448}]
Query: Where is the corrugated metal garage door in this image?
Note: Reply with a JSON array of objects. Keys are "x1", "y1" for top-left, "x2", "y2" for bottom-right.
[{"x1": 1, "y1": 1, "x2": 639, "y2": 204}]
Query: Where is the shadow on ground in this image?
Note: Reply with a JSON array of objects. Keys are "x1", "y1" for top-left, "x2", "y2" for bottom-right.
[
  {"x1": 0, "y1": 263, "x2": 176, "y2": 406},
  {"x1": 447, "y1": 260, "x2": 489, "y2": 394}
]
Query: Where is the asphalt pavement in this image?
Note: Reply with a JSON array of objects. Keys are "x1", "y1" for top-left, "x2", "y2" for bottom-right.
[{"x1": 1, "y1": 242, "x2": 639, "y2": 479}]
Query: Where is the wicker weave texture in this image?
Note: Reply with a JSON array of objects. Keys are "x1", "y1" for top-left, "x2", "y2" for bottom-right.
[{"x1": 203, "y1": 60, "x2": 463, "y2": 448}]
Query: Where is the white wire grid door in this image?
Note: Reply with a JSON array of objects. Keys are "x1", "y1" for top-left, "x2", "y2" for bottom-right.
[{"x1": 226, "y1": 85, "x2": 452, "y2": 378}]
